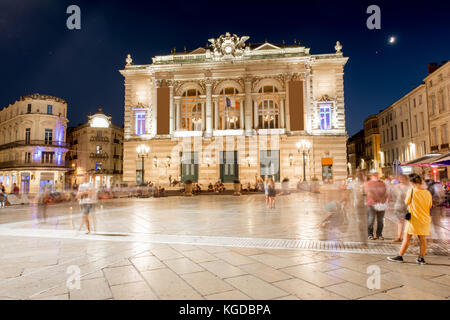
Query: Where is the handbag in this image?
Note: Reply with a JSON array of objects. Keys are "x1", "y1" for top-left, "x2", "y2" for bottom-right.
[{"x1": 405, "y1": 189, "x2": 413, "y2": 220}]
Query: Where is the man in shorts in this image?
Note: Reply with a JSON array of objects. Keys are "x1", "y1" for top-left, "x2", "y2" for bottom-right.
[{"x1": 76, "y1": 182, "x2": 97, "y2": 234}]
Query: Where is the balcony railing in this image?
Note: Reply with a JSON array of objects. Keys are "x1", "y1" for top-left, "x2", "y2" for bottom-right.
[
  {"x1": 86, "y1": 169, "x2": 123, "y2": 175},
  {"x1": 431, "y1": 145, "x2": 439, "y2": 152},
  {"x1": 0, "y1": 160, "x2": 69, "y2": 169},
  {"x1": 440, "y1": 143, "x2": 449, "y2": 150},
  {"x1": 90, "y1": 136, "x2": 109, "y2": 142},
  {"x1": 0, "y1": 140, "x2": 69, "y2": 151},
  {"x1": 89, "y1": 152, "x2": 109, "y2": 159},
  {"x1": 113, "y1": 139, "x2": 120, "y2": 144}
]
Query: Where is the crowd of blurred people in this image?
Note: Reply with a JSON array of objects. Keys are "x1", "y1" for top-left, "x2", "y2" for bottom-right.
[{"x1": 332, "y1": 169, "x2": 448, "y2": 264}]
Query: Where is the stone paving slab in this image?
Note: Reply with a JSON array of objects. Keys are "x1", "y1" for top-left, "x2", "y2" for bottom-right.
[{"x1": 0, "y1": 194, "x2": 448, "y2": 300}]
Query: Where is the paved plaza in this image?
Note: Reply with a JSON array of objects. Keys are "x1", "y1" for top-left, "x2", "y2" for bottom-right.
[{"x1": 0, "y1": 191, "x2": 448, "y2": 300}]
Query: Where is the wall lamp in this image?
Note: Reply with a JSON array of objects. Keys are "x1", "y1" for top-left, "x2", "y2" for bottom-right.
[{"x1": 246, "y1": 155, "x2": 251, "y2": 167}]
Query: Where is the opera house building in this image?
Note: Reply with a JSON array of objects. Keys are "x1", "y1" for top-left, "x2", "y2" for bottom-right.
[{"x1": 120, "y1": 33, "x2": 348, "y2": 186}]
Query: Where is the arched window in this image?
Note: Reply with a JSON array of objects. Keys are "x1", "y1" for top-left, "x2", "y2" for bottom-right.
[
  {"x1": 257, "y1": 85, "x2": 279, "y2": 129},
  {"x1": 218, "y1": 87, "x2": 241, "y2": 130},
  {"x1": 181, "y1": 89, "x2": 202, "y2": 131}
]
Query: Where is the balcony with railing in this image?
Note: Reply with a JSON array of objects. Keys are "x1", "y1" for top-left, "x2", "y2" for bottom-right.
[
  {"x1": 90, "y1": 136, "x2": 109, "y2": 142},
  {"x1": 0, "y1": 140, "x2": 69, "y2": 151},
  {"x1": 113, "y1": 138, "x2": 120, "y2": 144},
  {"x1": 440, "y1": 143, "x2": 449, "y2": 150},
  {"x1": 431, "y1": 145, "x2": 439, "y2": 152},
  {"x1": 89, "y1": 152, "x2": 109, "y2": 159},
  {"x1": 0, "y1": 160, "x2": 69, "y2": 169}
]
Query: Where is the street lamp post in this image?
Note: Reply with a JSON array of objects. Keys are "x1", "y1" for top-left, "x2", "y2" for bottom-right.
[
  {"x1": 296, "y1": 140, "x2": 311, "y2": 182},
  {"x1": 136, "y1": 144, "x2": 150, "y2": 186}
]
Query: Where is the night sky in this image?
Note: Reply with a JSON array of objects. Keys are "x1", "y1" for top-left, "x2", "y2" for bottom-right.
[{"x1": 1, "y1": 0, "x2": 449, "y2": 135}]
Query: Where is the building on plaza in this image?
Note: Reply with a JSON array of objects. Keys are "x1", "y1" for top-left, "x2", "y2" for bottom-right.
[
  {"x1": 0, "y1": 94, "x2": 69, "y2": 194},
  {"x1": 425, "y1": 61, "x2": 450, "y2": 179},
  {"x1": 66, "y1": 109, "x2": 124, "y2": 188},
  {"x1": 120, "y1": 33, "x2": 348, "y2": 186},
  {"x1": 346, "y1": 129, "x2": 365, "y2": 176},
  {"x1": 363, "y1": 114, "x2": 381, "y2": 174},
  {"x1": 378, "y1": 83, "x2": 430, "y2": 176}
]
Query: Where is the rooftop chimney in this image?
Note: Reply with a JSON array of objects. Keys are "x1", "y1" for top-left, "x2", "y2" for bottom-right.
[{"x1": 428, "y1": 62, "x2": 439, "y2": 75}]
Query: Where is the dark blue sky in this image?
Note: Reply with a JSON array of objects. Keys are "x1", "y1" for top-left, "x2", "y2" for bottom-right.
[{"x1": 1, "y1": 0, "x2": 449, "y2": 135}]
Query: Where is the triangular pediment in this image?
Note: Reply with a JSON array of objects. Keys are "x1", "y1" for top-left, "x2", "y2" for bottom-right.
[
  {"x1": 190, "y1": 47, "x2": 206, "y2": 54},
  {"x1": 253, "y1": 43, "x2": 282, "y2": 51}
]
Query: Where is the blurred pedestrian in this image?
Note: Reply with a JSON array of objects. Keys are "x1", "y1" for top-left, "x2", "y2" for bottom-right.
[
  {"x1": 388, "y1": 173, "x2": 432, "y2": 264},
  {"x1": 264, "y1": 175, "x2": 269, "y2": 208},
  {"x1": 425, "y1": 178, "x2": 446, "y2": 241},
  {"x1": 392, "y1": 174, "x2": 411, "y2": 242},
  {"x1": 0, "y1": 182, "x2": 6, "y2": 208},
  {"x1": 268, "y1": 177, "x2": 276, "y2": 209},
  {"x1": 12, "y1": 183, "x2": 19, "y2": 195},
  {"x1": 76, "y1": 182, "x2": 98, "y2": 234},
  {"x1": 364, "y1": 173, "x2": 387, "y2": 240}
]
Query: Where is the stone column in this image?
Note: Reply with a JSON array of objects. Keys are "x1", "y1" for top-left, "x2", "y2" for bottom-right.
[
  {"x1": 335, "y1": 66, "x2": 345, "y2": 130},
  {"x1": 239, "y1": 99, "x2": 244, "y2": 129},
  {"x1": 214, "y1": 99, "x2": 219, "y2": 130},
  {"x1": 201, "y1": 101, "x2": 206, "y2": 131},
  {"x1": 176, "y1": 100, "x2": 181, "y2": 130},
  {"x1": 244, "y1": 79, "x2": 253, "y2": 133},
  {"x1": 285, "y1": 76, "x2": 291, "y2": 132},
  {"x1": 280, "y1": 98, "x2": 285, "y2": 129},
  {"x1": 151, "y1": 79, "x2": 158, "y2": 136},
  {"x1": 169, "y1": 85, "x2": 174, "y2": 134},
  {"x1": 205, "y1": 81, "x2": 213, "y2": 137},
  {"x1": 253, "y1": 99, "x2": 259, "y2": 129}
]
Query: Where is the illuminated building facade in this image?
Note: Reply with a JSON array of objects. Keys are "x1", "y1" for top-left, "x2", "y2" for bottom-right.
[
  {"x1": 66, "y1": 109, "x2": 123, "y2": 187},
  {"x1": 363, "y1": 114, "x2": 381, "y2": 174},
  {"x1": 0, "y1": 94, "x2": 69, "y2": 194},
  {"x1": 120, "y1": 33, "x2": 348, "y2": 186}
]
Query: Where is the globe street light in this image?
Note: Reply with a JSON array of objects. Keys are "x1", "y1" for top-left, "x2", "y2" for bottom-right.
[
  {"x1": 136, "y1": 144, "x2": 149, "y2": 185},
  {"x1": 297, "y1": 139, "x2": 311, "y2": 181}
]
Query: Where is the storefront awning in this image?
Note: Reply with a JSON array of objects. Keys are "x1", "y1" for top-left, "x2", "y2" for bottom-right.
[
  {"x1": 428, "y1": 152, "x2": 450, "y2": 166},
  {"x1": 401, "y1": 154, "x2": 442, "y2": 166}
]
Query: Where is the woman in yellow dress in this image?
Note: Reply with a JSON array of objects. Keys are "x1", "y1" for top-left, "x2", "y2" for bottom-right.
[{"x1": 388, "y1": 173, "x2": 432, "y2": 264}]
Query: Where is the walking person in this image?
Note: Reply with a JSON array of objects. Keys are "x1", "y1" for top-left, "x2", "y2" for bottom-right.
[
  {"x1": 425, "y1": 179, "x2": 446, "y2": 241},
  {"x1": 388, "y1": 173, "x2": 432, "y2": 264},
  {"x1": 392, "y1": 174, "x2": 411, "y2": 242},
  {"x1": 264, "y1": 175, "x2": 269, "y2": 208},
  {"x1": 76, "y1": 182, "x2": 97, "y2": 234},
  {"x1": 364, "y1": 173, "x2": 387, "y2": 240},
  {"x1": 0, "y1": 182, "x2": 7, "y2": 208},
  {"x1": 267, "y1": 178, "x2": 276, "y2": 209}
]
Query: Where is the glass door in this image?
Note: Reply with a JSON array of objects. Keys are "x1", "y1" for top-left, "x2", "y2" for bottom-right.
[
  {"x1": 220, "y1": 151, "x2": 238, "y2": 182},
  {"x1": 260, "y1": 150, "x2": 280, "y2": 182},
  {"x1": 181, "y1": 152, "x2": 198, "y2": 182}
]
